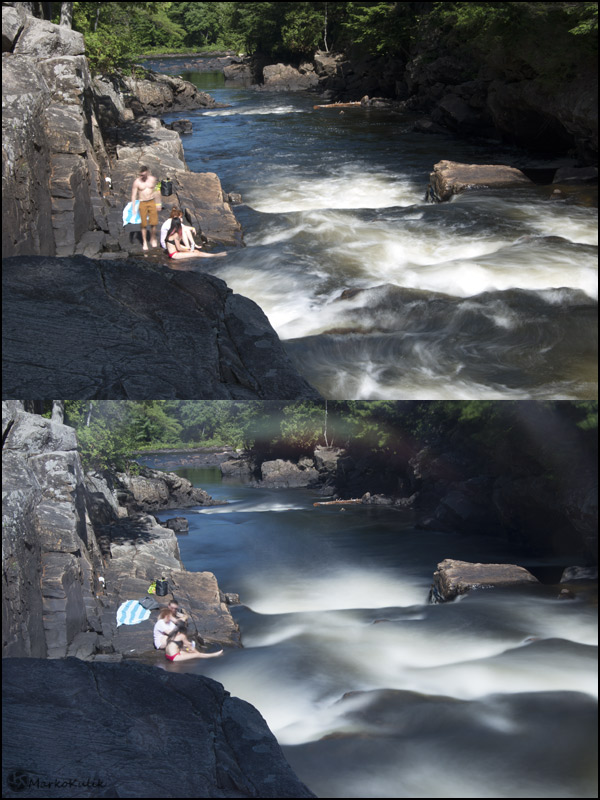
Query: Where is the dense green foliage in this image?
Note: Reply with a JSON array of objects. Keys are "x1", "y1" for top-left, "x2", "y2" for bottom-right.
[
  {"x1": 63, "y1": 401, "x2": 597, "y2": 475},
  {"x1": 68, "y1": 1, "x2": 596, "y2": 73}
]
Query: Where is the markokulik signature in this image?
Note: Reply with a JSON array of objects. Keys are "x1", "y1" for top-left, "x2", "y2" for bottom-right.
[{"x1": 7, "y1": 771, "x2": 105, "y2": 792}]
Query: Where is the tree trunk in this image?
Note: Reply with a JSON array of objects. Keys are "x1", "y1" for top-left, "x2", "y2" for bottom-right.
[
  {"x1": 323, "y1": 2, "x2": 329, "y2": 52},
  {"x1": 323, "y1": 400, "x2": 329, "y2": 447},
  {"x1": 59, "y1": 1, "x2": 73, "y2": 27}
]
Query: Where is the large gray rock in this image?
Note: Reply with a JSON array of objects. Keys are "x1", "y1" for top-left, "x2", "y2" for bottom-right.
[
  {"x1": 2, "y1": 658, "x2": 316, "y2": 798},
  {"x1": 117, "y1": 467, "x2": 219, "y2": 512},
  {"x1": 260, "y1": 458, "x2": 319, "y2": 488},
  {"x1": 428, "y1": 160, "x2": 533, "y2": 202},
  {"x1": 123, "y1": 70, "x2": 219, "y2": 115},
  {"x1": 2, "y1": 255, "x2": 321, "y2": 400},
  {"x1": 261, "y1": 62, "x2": 319, "y2": 91},
  {"x1": 13, "y1": 15, "x2": 84, "y2": 57},
  {"x1": 1, "y1": 5, "x2": 24, "y2": 52},
  {"x1": 430, "y1": 558, "x2": 540, "y2": 603}
]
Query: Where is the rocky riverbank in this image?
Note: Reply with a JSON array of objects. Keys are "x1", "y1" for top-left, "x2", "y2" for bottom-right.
[
  {"x1": 2, "y1": 401, "x2": 240, "y2": 661},
  {"x1": 221, "y1": 421, "x2": 598, "y2": 563},
  {"x1": 224, "y1": 41, "x2": 597, "y2": 165},
  {"x1": 2, "y1": 5, "x2": 240, "y2": 260}
]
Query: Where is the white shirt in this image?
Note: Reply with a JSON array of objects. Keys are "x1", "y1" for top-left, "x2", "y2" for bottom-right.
[{"x1": 153, "y1": 617, "x2": 177, "y2": 649}]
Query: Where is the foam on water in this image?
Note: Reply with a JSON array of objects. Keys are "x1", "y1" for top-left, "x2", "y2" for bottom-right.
[{"x1": 201, "y1": 105, "x2": 308, "y2": 116}]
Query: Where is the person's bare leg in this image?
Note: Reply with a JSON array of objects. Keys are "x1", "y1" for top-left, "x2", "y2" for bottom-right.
[
  {"x1": 141, "y1": 226, "x2": 149, "y2": 251},
  {"x1": 150, "y1": 225, "x2": 158, "y2": 248}
]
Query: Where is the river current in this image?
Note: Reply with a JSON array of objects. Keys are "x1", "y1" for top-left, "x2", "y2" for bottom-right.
[
  {"x1": 143, "y1": 458, "x2": 598, "y2": 799},
  {"x1": 146, "y1": 58, "x2": 597, "y2": 401}
]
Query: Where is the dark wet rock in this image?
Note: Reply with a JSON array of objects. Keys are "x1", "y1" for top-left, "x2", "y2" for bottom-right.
[
  {"x1": 3, "y1": 658, "x2": 316, "y2": 799},
  {"x1": 165, "y1": 516, "x2": 190, "y2": 533},
  {"x1": 428, "y1": 160, "x2": 533, "y2": 202},
  {"x1": 221, "y1": 455, "x2": 256, "y2": 480},
  {"x1": 560, "y1": 566, "x2": 598, "y2": 583},
  {"x1": 553, "y1": 166, "x2": 598, "y2": 184},
  {"x1": 2, "y1": 255, "x2": 321, "y2": 400},
  {"x1": 224, "y1": 61, "x2": 254, "y2": 83},
  {"x1": 167, "y1": 118, "x2": 193, "y2": 134},
  {"x1": 221, "y1": 592, "x2": 241, "y2": 606},
  {"x1": 429, "y1": 558, "x2": 540, "y2": 603}
]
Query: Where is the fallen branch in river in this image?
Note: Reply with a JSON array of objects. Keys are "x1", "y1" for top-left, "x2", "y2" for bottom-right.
[
  {"x1": 313, "y1": 102, "x2": 362, "y2": 110},
  {"x1": 313, "y1": 499, "x2": 363, "y2": 507}
]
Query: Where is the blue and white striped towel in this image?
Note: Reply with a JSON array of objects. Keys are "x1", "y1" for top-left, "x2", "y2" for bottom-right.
[
  {"x1": 122, "y1": 200, "x2": 141, "y2": 226},
  {"x1": 116, "y1": 600, "x2": 151, "y2": 627}
]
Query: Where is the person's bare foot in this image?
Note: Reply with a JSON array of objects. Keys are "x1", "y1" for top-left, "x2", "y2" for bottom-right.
[
  {"x1": 142, "y1": 242, "x2": 149, "y2": 251},
  {"x1": 150, "y1": 239, "x2": 158, "y2": 248}
]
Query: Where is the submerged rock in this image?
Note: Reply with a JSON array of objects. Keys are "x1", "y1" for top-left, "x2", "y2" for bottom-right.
[
  {"x1": 2, "y1": 255, "x2": 321, "y2": 400},
  {"x1": 429, "y1": 558, "x2": 540, "y2": 603},
  {"x1": 3, "y1": 658, "x2": 316, "y2": 798}
]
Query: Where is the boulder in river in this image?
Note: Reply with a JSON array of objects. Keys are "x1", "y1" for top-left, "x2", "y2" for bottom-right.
[
  {"x1": 429, "y1": 558, "x2": 540, "y2": 603},
  {"x1": 427, "y1": 160, "x2": 533, "y2": 202},
  {"x1": 165, "y1": 516, "x2": 190, "y2": 533},
  {"x1": 3, "y1": 658, "x2": 316, "y2": 798}
]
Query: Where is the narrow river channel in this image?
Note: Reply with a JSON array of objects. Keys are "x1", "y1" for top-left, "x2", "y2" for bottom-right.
[
  {"x1": 146, "y1": 57, "x2": 597, "y2": 401},
  {"x1": 142, "y1": 456, "x2": 598, "y2": 799}
]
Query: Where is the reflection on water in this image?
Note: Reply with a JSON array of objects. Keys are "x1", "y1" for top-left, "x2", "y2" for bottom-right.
[
  {"x1": 151, "y1": 466, "x2": 598, "y2": 798},
  {"x1": 147, "y1": 58, "x2": 598, "y2": 399}
]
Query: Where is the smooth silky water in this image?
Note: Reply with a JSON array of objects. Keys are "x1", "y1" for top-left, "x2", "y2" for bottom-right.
[
  {"x1": 147, "y1": 58, "x2": 598, "y2": 400},
  {"x1": 144, "y1": 459, "x2": 598, "y2": 799}
]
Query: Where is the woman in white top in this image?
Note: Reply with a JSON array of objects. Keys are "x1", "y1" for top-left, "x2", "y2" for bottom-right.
[{"x1": 153, "y1": 602, "x2": 188, "y2": 649}]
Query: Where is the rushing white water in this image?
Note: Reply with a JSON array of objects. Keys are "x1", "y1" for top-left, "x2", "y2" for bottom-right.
[
  {"x1": 151, "y1": 61, "x2": 597, "y2": 399},
  {"x1": 147, "y1": 464, "x2": 598, "y2": 799}
]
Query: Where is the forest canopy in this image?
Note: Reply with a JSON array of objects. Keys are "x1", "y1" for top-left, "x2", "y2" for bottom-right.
[
  {"x1": 58, "y1": 2, "x2": 597, "y2": 73},
  {"x1": 60, "y1": 401, "x2": 598, "y2": 473}
]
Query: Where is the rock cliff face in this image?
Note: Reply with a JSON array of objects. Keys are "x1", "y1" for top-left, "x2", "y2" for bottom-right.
[
  {"x1": 3, "y1": 658, "x2": 316, "y2": 798},
  {"x1": 2, "y1": 255, "x2": 321, "y2": 400}
]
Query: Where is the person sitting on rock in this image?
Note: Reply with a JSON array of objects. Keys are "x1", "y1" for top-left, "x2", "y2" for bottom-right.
[
  {"x1": 153, "y1": 601, "x2": 188, "y2": 650},
  {"x1": 160, "y1": 206, "x2": 199, "y2": 251},
  {"x1": 131, "y1": 165, "x2": 159, "y2": 251},
  {"x1": 164, "y1": 217, "x2": 227, "y2": 260},
  {"x1": 164, "y1": 621, "x2": 224, "y2": 661}
]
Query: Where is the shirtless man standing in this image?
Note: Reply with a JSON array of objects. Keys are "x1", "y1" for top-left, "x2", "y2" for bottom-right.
[{"x1": 131, "y1": 165, "x2": 158, "y2": 250}]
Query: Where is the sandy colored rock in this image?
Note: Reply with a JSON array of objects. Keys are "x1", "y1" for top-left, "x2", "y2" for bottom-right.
[
  {"x1": 430, "y1": 558, "x2": 539, "y2": 602},
  {"x1": 428, "y1": 160, "x2": 532, "y2": 202}
]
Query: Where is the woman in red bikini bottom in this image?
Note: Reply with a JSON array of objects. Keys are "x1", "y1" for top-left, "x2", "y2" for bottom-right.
[
  {"x1": 164, "y1": 218, "x2": 227, "y2": 261},
  {"x1": 165, "y1": 621, "x2": 224, "y2": 661}
]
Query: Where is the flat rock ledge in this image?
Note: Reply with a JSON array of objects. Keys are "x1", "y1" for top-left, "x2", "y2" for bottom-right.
[
  {"x1": 2, "y1": 658, "x2": 316, "y2": 799},
  {"x1": 429, "y1": 558, "x2": 540, "y2": 603},
  {"x1": 2, "y1": 255, "x2": 320, "y2": 400},
  {"x1": 428, "y1": 160, "x2": 533, "y2": 202}
]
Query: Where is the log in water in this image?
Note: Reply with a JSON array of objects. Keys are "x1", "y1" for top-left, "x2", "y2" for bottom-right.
[{"x1": 146, "y1": 57, "x2": 598, "y2": 401}]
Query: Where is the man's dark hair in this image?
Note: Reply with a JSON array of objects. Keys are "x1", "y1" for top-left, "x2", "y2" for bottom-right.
[{"x1": 139, "y1": 165, "x2": 149, "y2": 174}]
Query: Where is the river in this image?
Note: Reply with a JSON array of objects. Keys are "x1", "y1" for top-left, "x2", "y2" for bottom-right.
[
  {"x1": 141, "y1": 456, "x2": 598, "y2": 799},
  {"x1": 144, "y1": 58, "x2": 597, "y2": 401}
]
